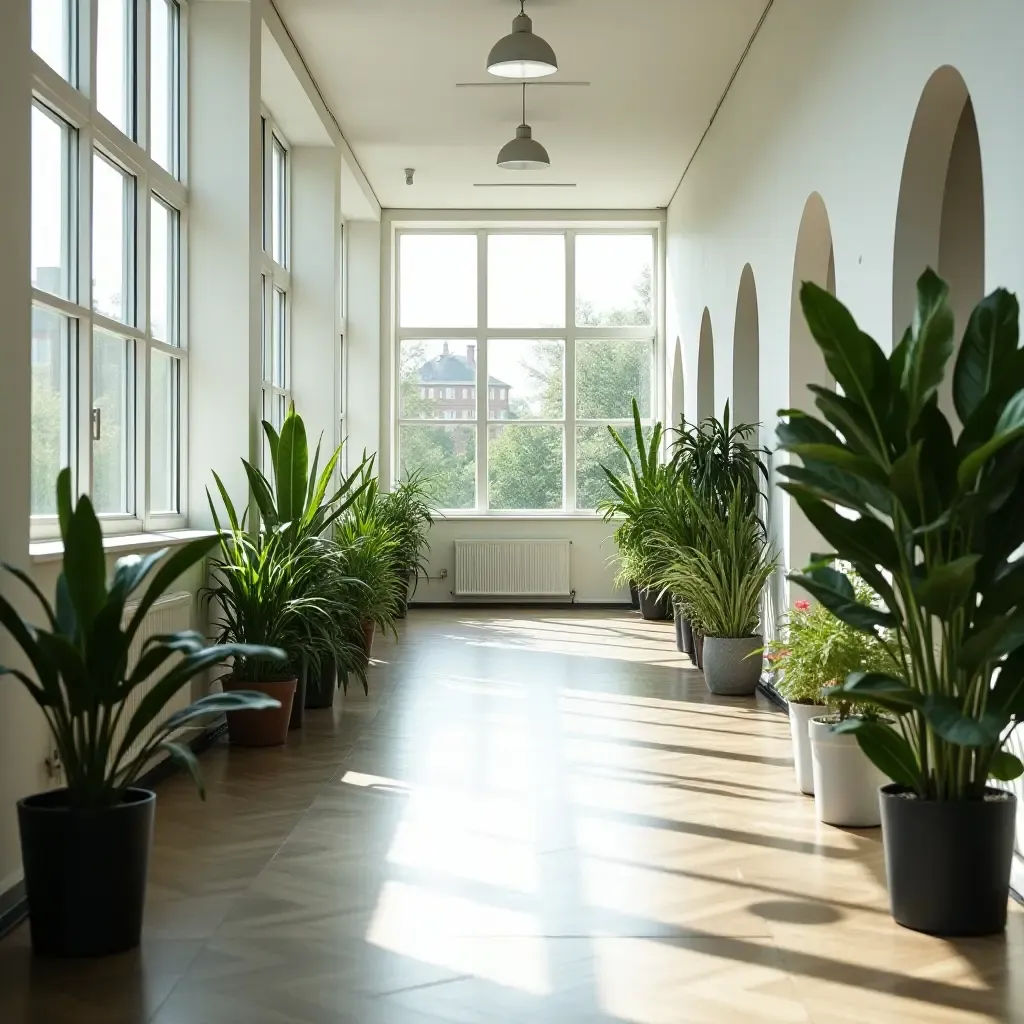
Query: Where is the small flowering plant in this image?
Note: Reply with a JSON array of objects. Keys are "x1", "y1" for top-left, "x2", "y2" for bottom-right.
[{"x1": 761, "y1": 574, "x2": 899, "y2": 716}]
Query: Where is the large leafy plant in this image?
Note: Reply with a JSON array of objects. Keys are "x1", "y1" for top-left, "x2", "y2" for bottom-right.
[
  {"x1": 778, "y1": 269, "x2": 1024, "y2": 800},
  {"x1": 333, "y1": 515, "x2": 403, "y2": 641},
  {"x1": 375, "y1": 470, "x2": 436, "y2": 596},
  {"x1": 654, "y1": 485, "x2": 775, "y2": 638},
  {"x1": 0, "y1": 470, "x2": 282, "y2": 807}
]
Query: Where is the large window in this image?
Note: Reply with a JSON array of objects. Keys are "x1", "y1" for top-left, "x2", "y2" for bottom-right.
[
  {"x1": 395, "y1": 229, "x2": 656, "y2": 512},
  {"x1": 260, "y1": 115, "x2": 291, "y2": 461},
  {"x1": 30, "y1": 0, "x2": 186, "y2": 533}
]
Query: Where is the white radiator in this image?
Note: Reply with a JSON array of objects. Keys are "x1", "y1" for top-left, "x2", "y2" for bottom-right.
[
  {"x1": 113, "y1": 591, "x2": 194, "y2": 767},
  {"x1": 454, "y1": 540, "x2": 572, "y2": 597}
]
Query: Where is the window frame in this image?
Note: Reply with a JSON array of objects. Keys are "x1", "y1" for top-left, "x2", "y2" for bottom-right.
[
  {"x1": 393, "y1": 226, "x2": 658, "y2": 515},
  {"x1": 30, "y1": 0, "x2": 189, "y2": 540},
  {"x1": 260, "y1": 111, "x2": 291, "y2": 460}
]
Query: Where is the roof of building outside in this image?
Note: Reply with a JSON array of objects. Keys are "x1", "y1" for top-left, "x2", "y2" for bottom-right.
[{"x1": 418, "y1": 351, "x2": 510, "y2": 389}]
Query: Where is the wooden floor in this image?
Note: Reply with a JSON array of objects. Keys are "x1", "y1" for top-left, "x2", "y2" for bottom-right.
[{"x1": 2, "y1": 608, "x2": 1023, "y2": 1023}]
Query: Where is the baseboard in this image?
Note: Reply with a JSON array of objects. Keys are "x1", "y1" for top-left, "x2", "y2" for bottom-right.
[
  {"x1": 409, "y1": 600, "x2": 633, "y2": 609},
  {"x1": 0, "y1": 719, "x2": 229, "y2": 943},
  {"x1": 757, "y1": 675, "x2": 787, "y2": 711}
]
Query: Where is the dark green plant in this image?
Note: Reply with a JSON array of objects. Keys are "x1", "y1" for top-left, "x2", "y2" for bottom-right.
[
  {"x1": 653, "y1": 484, "x2": 775, "y2": 638},
  {"x1": 670, "y1": 401, "x2": 769, "y2": 522},
  {"x1": 376, "y1": 469, "x2": 436, "y2": 598},
  {"x1": 333, "y1": 515, "x2": 403, "y2": 641},
  {"x1": 778, "y1": 268, "x2": 1024, "y2": 800},
  {"x1": 0, "y1": 470, "x2": 283, "y2": 807}
]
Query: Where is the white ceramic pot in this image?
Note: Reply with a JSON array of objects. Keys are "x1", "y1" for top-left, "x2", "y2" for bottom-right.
[
  {"x1": 788, "y1": 702, "x2": 825, "y2": 795},
  {"x1": 809, "y1": 717, "x2": 888, "y2": 827}
]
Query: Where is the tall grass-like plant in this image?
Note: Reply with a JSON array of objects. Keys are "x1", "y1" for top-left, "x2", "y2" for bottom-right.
[
  {"x1": 334, "y1": 516, "x2": 403, "y2": 641},
  {"x1": 377, "y1": 470, "x2": 436, "y2": 596},
  {"x1": 654, "y1": 486, "x2": 775, "y2": 638},
  {"x1": 778, "y1": 269, "x2": 1024, "y2": 800},
  {"x1": 0, "y1": 470, "x2": 282, "y2": 807}
]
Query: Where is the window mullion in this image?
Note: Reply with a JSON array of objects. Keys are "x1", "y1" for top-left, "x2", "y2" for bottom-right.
[
  {"x1": 565, "y1": 229, "x2": 576, "y2": 512},
  {"x1": 476, "y1": 229, "x2": 487, "y2": 512}
]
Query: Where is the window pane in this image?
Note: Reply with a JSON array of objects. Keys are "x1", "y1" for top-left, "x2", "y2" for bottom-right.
[
  {"x1": 150, "y1": 0, "x2": 178, "y2": 173},
  {"x1": 575, "y1": 338, "x2": 652, "y2": 420},
  {"x1": 32, "y1": 0, "x2": 72, "y2": 80},
  {"x1": 399, "y1": 424, "x2": 475, "y2": 510},
  {"x1": 150, "y1": 350, "x2": 179, "y2": 513},
  {"x1": 92, "y1": 331, "x2": 132, "y2": 514},
  {"x1": 487, "y1": 235, "x2": 564, "y2": 328},
  {"x1": 271, "y1": 136, "x2": 286, "y2": 265},
  {"x1": 96, "y1": 0, "x2": 133, "y2": 136},
  {"x1": 32, "y1": 105, "x2": 73, "y2": 298},
  {"x1": 399, "y1": 235, "x2": 477, "y2": 328},
  {"x1": 399, "y1": 340, "x2": 476, "y2": 420},
  {"x1": 273, "y1": 287, "x2": 287, "y2": 387},
  {"x1": 31, "y1": 307, "x2": 72, "y2": 515},
  {"x1": 575, "y1": 235, "x2": 653, "y2": 327},
  {"x1": 487, "y1": 339, "x2": 563, "y2": 420},
  {"x1": 576, "y1": 424, "x2": 652, "y2": 512},
  {"x1": 150, "y1": 196, "x2": 177, "y2": 343},
  {"x1": 488, "y1": 425, "x2": 563, "y2": 511},
  {"x1": 92, "y1": 153, "x2": 132, "y2": 322}
]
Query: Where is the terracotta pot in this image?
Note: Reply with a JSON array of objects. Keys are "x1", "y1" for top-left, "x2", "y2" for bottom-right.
[
  {"x1": 362, "y1": 620, "x2": 375, "y2": 659},
  {"x1": 223, "y1": 677, "x2": 296, "y2": 747}
]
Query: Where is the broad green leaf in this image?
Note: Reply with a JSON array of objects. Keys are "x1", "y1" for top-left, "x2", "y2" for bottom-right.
[
  {"x1": 262, "y1": 420, "x2": 281, "y2": 469},
  {"x1": 242, "y1": 459, "x2": 279, "y2": 527},
  {"x1": 786, "y1": 443, "x2": 889, "y2": 485},
  {"x1": 159, "y1": 740, "x2": 206, "y2": 799},
  {"x1": 901, "y1": 269, "x2": 955, "y2": 424},
  {"x1": 888, "y1": 442, "x2": 922, "y2": 520},
  {"x1": 953, "y1": 289, "x2": 1020, "y2": 426},
  {"x1": 923, "y1": 694, "x2": 1002, "y2": 747},
  {"x1": 959, "y1": 609, "x2": 1024, "y2": 674},
  {"x1": 776, "y1": 413, "x2": 840, "y2": 450},
  {"x1": 807, "y1": 385, "x2": 887, "y2": 460},
  {"x1": 275, "y1": 405, "x2": 309, "y2": 524},
  {"x1": 836, "y1": 670, "x2": 923, "y2": 714},
  {"x1": 1, "y1": 563, "x2": 58, "y2": 631},
  {"x1": 56, "y1": 467, "x2": 73, "y2": 542},
  {"x1": 988, "y1": 750, "x2": 1024, "y2": 782},
  {"x1": 787, "y1": 566, "x2": 896, "y2": 633},
  {"x1": 915, "y1": 555, "x2": 980, "y2": 619},
  {"x1": 62, "y1": 493, "x2": 107, "y2": 632},
  {"x1": 833, "y1": 718, "x2": 919, "y2": 788},
  {"x1": 958, "y1": 391, "x2": 1024, "y2": 488},
  {"x1": 799, "y1": 284, "x2": 890, "y2": 440}
]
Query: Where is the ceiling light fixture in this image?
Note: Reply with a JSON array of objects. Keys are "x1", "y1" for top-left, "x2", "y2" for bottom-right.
[
  {"x1": 497, "y1": 85, "x2": 550, "y2": 170},
  {"x1": 487, "y1": 0, "x2": 557, "y2": 79}
]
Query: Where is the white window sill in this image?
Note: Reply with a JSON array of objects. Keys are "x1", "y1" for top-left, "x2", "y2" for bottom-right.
[
  {"x1": 432, "y1": 513, "x2": 610, "y2": 522},
  {"x1": 30, "y1": 529, "x2": 217, "y2": 564}
]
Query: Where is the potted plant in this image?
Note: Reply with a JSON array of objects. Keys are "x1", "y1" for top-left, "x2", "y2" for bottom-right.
[
  {"x1": 239, "y1": 405, "x2": 370, "y2": 721},
  {"x1": 4, "y1": 470, "x2": 281, "y2": 956},
  {"x1": 655, "y1": 485, "x2": 775, "y2": 695},
  {"x1": 779, "y1": 269, "x2": 1024, "y2": 935},
  {"x1": 206, "y1": 478, "x2": 332, "y2": 746},
  {"x1": 376, "y1": 469, "x2": 436, "y2": 616}
]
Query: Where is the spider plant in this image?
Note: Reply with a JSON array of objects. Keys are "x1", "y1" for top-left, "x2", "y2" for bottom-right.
[
  {"x1": 0, "y1": 469, "x2": 283, "y2": 807},
  {"x1": 333, "y1": 514, "x2": 404, "y2": 644},
  {"x1": 376, "y1": 469, "x2": 437, "y2": 600}
]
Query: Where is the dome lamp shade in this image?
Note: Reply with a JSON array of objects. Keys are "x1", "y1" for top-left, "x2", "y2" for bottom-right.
[{"x1": 487, "y1": 2, "x2": 557, "y2": 79}]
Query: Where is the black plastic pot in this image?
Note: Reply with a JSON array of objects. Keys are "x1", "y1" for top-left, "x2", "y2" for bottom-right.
[
  {"x1": 18, "y1": 787, "x2": 155, "y2": 957},
  {"x1": 629, "y1": 580, "x2": 640, "y2": 610},
  {"x1": 682, "y1": 619, "x2": 696, "y2": 663},
  {"x1": 289, "y1": 663, "x2": 307, "y2": 730},
  {"x1": 673, "y1": 605, "x2": 694, "y2": 657},
  {"x1": 880, "y1": 784, "x2": 1016, "y2": 936},
  {"x1": 638, "y1": 587, "x2": 671, "y2": 621},
  {"x1": 305, "y1": 655, "x2": 337, "y2": 710},
  {"x1": 694, "y1": 632, "x2": 704, "y2": 671}
]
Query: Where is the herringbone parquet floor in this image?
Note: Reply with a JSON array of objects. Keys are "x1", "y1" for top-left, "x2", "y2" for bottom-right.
[{"x1": 1, "y1": 609, "x2": 1023, "y2": 1022}]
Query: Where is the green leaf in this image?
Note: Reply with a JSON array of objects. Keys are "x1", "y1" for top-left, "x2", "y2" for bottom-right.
[
  {"x1": 786, "y1": 443, "x2": 889, "y2": 486},
  {"x1": 835, "y1": 670, "x2": 923, "y2": 715},
  {"x1": 159, "y1": 740, "x2": 206, "y2": 799},
  {"x1": 888, "y1": 443, "x2": 922, "y2": 521},
  {"x1": 915, "y1": 555, "x2": 980, "y2": 619},
  {"x1": 833, "y1": 718, "x2": 919, "y2": 788},
  {"x1": 262, "y1": 420, "x2": 281, "y2": 469},
  {"x1": 953, "y1": 289, "x2": 1020, "y2": 426},
  {"x1": 799, "y1": 284, "x2": 890, "y2": 439},
  {"x1": 787, "y1": 565, "x2": 896, "y2": 633},
  {"x1": 275, "y1": 405, "x2": 309, "y2": 524},
  {"x1": 988, "y1": 751, "x2": 1024, "y2": 782},
  {"x1": 901, "y1": 269, "x2": 955, "y2": 424},
  {"x1": 242, "y1": 459, "x2": 279, "y2": 528},
  {"x1": 807, "y1": 386, "x2": 887, "y2": 461},
  {"x1": 62, "y1": 493, "x2": 107, "y2": 632},
  {"x1": 923, "y1": 694, "x2": 1002, "y2": 747},
  {"x1": 959, "y1": 610, "x2": 1024, "y2": 674},
  {"x1": 957, "y1": 391, "x2": 1024, "y2": 488},
  {"x1": 56, "y1": 467, "x2": 73, "y2": 541}
]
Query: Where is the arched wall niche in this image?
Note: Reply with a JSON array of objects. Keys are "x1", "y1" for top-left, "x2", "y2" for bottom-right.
[
  {"x1": 670, "y1": 337, "x2": 684, "y2": 430},
  {"x1": 732, "y1": 263, "x2": 760, "y2": 434},
  {"x1": 893, "y1": 66, "x2": 985, "y2": 418},
  {"x1": 697, "y1": 309, "x2": 715, "y2": 422}
]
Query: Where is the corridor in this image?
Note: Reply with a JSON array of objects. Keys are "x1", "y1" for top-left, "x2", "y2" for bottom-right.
[{"x1": 2, "y1": 610, "x2": 1022, "y2": 1023}]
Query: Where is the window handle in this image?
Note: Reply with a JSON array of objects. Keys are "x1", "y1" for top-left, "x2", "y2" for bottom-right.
[{"x1": 91, "y1": 407, "x2": 101, "y2": 441}]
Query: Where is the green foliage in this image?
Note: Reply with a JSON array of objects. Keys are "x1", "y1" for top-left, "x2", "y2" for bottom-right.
[
  {"x1": 763, "y1": 572, "x2": 900, "y2": 713},
  {"x1": 333, "y1": 516, "x2": 403, "y2": 642},
  {"x1": 0, "y1": 469, "x2": 283, "y2": 807},
  {"x1": 653, "y1": 485, "x2": 775, "y2": 638},
  {"x1": 375, "y1": 470, "x2": 437, "y2": 596},
  {"x1": 778, "y1": 268, "x2": 1024, "y2": 800}
]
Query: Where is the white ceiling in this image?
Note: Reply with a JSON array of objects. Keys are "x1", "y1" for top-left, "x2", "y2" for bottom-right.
[{"x1": 273, "y1": 0, "x2": 768, "y2": 210}]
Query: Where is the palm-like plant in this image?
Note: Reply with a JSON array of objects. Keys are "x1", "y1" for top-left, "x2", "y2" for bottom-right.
[
  {"x1": 654, "y1": 485, "x2": 776, "y2": 638},
  {"x1": 376, "y1": 469, "x2": 436, "y2": 599},
  {"x1": 0, "y1": 470, "x2": 283, "y2": 807},
  {"x1": 670, "y1": 400, "x2": 768, "y2": 522},
  {"x1": 333, "y1": 515, "x2": 403, "y2": 643}
]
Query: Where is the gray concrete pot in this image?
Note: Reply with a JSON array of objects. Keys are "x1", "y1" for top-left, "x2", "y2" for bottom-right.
[{"x1": 702, "y1": 635, "x2": 763, "y2": 696}]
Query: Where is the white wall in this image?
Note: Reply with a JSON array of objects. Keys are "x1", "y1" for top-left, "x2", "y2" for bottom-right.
[{"x1": 346, "y1": 220, "x2": 383, "y2": 464}]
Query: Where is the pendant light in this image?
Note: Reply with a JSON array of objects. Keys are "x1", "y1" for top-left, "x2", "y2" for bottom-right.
[
  {"x1": 487, "y1": 0, "x2": 557, "y2": 79},
  {"x1": 497, "y1": 85, "x2": 550, "y2": 170}
]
